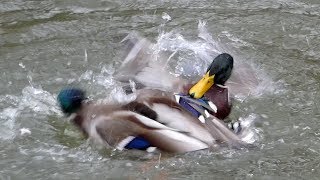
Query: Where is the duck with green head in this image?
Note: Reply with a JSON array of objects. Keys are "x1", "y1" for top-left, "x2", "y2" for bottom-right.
[
  {"x1": 116, "y1": 33, "x2": 258, "y2": 127},
  {"x1": 117, "y1": 51, "x2": 233, "y2": 120},
  {"x1": 178, "y1": 53, "x2": 234, "y2": 120},
  {"x1": 57, "y1": 87, "x2": 242, "y2": 153},
  {"x1": 116, "y1": 41, "x2": 243, "y2": 132}
]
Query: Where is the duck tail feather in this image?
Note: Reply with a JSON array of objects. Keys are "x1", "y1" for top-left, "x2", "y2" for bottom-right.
[{"x1": 205, "y1": 117, "x2": 246, "y2": 148}]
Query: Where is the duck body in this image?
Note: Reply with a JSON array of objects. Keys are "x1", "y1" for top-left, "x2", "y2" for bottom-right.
[
  {"x1": 58, "y1": 88, "x2": 242, "y2": 153},
  {"x1": 180, "y1": 84, "x2": 231, "y2": 120}
]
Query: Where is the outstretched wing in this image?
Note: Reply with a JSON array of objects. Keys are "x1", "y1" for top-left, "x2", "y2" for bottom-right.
[{"x1": 114, "y1": 32, "x2": 185, "y2": 92}]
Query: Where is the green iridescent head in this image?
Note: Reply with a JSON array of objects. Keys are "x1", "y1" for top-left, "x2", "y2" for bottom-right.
[
  {"x1": 57, "y1": 88, "x2": 86, "y2": 115},
  {"x1": 189, "y1": 53, "x2": 234, "y2": 98}
]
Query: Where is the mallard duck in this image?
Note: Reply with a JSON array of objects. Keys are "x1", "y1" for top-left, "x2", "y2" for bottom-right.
[
  {"x1": 116, "y1": 42, "x2": 233, "y2": 120},
  {"x1": 115, "y1": 33, "x2": 258, "y2": 132},
  {"x1": 57, "y1": 88, "x2": 242, "y2": 153},
  {"x1": 177, "y1": 53, "x2": 233, "y2": 120}
]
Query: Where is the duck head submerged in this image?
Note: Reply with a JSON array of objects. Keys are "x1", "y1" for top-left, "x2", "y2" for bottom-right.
[
  {"x1": 189, "y1": 53, "x2": 234, "y2": 99},
  {"x1": 57, "y1": 88, "x2": 86, "y2": 116}
]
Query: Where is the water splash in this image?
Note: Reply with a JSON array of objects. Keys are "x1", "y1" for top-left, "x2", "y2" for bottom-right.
[
  {"x1": 162, "y1": 12, "x2": 171, "y2": 21},
  {"x1": 152, "y1": 20, "x2": 275, "y2": 99},
  {"x1": 0, "y1": 86, "x2": 62, "y2": 140},
  {"x1": 154, "y1": 31, "x2": 218, "y2": 77},
  {"x1": 77, "y1": 63, "x2": 115, "y2": 90},
  {"x1": 238, "y1": 114, "x2": 263, "y2": 144},
  {"x1": 0, "y1": 108, "x2": 18, "y2": 140},
  {"x1": 21, "y1": 86, "x2": 61, "y2": 115},
  {"x1": 19, "y1": 128, "x2": 31, "y2": 136}
]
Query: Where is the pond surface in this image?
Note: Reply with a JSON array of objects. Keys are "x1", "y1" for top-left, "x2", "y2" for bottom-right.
[{"x1": 0, "y1": 0, "x2": 319, "y2": 179}]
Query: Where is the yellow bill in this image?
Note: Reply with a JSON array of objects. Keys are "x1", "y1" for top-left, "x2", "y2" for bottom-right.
[{"x1": 189, "y1": 72, "x2": 215, "y2": 99}]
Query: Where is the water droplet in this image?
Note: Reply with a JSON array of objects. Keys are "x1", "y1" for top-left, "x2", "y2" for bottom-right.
[
  {"x1": 125, "y1": 162, "x2": 132, "y2": 167},
  {"x1": 162, "y1": 12, "x2": 171, "y2": 21},
  {"x1": 19, "y1": 62, "x2": 25, "y2": 69},
  {"x1": 19, "y1": 128, "x2": 31, "y2": 135},
  {"x1": 84, "y1": 49, "x2": 88, "y2": 62},
  {"x1": 261, "y1": 114, "x2": 268, "y2": 118}
]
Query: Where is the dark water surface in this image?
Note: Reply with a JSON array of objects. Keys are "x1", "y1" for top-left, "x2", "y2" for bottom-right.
[{"x1": 0, "y1": 0, "x2": 319, "y2": 179}]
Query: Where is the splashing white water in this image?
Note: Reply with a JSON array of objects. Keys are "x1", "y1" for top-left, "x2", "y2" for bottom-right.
[
  {"x1": 0, "y1": 108, "x2": 19, "y2": 140},
  {"x1": 0, "y1": 86, "x2": 62, "y2": 140},
  {"x1": 20, "y1": 86, "x2": 61, "y2": 115},
  {"x1": 19, "y1": 128, "x2": 31, "y2": 136},
  {"x1": 162, "y1": 12, "x2": 171, "y2": 21},
  {"x1": 152, "y1": 20, "x2": 226, "y2": 76},
  {"x1": 151, "y1": 20, "x2": 275, "y2": 99},
  {"x1": 238, "y1": 114, "x2": 263, "y2": 144}
]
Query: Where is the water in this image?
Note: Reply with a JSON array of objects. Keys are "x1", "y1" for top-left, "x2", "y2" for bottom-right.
[{"x1": 1, "y1": 0, "x2": 319, "y2": 179}]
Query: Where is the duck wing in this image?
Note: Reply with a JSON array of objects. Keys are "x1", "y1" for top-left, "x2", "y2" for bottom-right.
[
  {"x1": 132, "y1": 95, "x2": 244, "y2": 147},
  {"x1": 139, "y1": 97, "x2": 216, "y2": 145},
  {"x1": 93, "y1": 111, "x2": 210, "y2": 153},
  {"x1": 122, "y1": 98, "x2": 216, "y2": 145},
  {"x1": 114, "y1": 32, "x2": 186, "y2": 92}
]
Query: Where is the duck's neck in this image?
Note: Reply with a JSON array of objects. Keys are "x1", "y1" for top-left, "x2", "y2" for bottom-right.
[
  {"x1": 71, "y1": 114, "x2": 83, "y2": 128},
  {"x1": 71, "y1": 114, "x2": 88, "y2": 137},
  {"x1": 70, "y1": 102, "x2": 92, "y2": 128}
]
